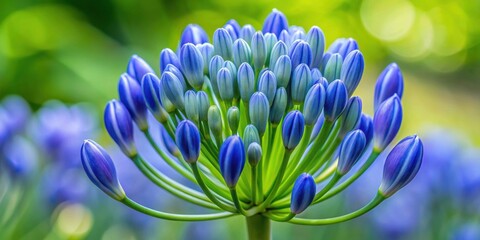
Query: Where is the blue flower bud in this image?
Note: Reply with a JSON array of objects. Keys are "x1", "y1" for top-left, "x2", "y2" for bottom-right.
[
  {"x1": 323, "y1": 53, "x2": 343, "y2": 83},
  {"x1": 247, "y1": 142, "x2": 262, "y2": 167},
  {"x1": 341, "y1": 50, "x2": 364, "y2": 96},
  {"x1": 213, "y1": 28, "x2": 234, "y2": 60},
  {"x1": 337, "y1": 130, "x2": 367, "y2": 175},
  {"x1": 224, "y1": 23, "x2": 239, "y2": 40},
  {"x1": 222, "y1": 61, "x2": 238, "y2": 93},
  {"x1": 357, "y1": 113, "x2": 374, "y2": 145},
  {"x1": 227, "y1": 106, "x2": 240, "y2": 134},
  {"x1": 209, "y1": 55, "x2": 225, "y2": 95},
  {"x1": 237, "y1": 62, "x2": 255, "y2": 103},
  {"x1": 291, "y1": 64, "x2": 312, "y2": 104},
  {"x1": 118, "y1": 73, "x2": 148, "y2": 130},
  {"x1": 233, "y1": 38, "x2": 252, "y2": 67},
  {"x1": 160, "y1": 48, "x2": 182, "y2": 73},
  {"x1": 258, "y1": 70, "x2": 277, "y2": 105},
  {"x1": 180, "y1": 24, "x2": 209, "y2": 46},
  {"x1": 219, "y1": 135, "x2": 246, "y2": 188},
  {"x1": 374, "y1": 63, "x2": 404, "y2": 111},
  {"x1": 279, "y1": 30, "x2": 291, "y2": 47},
  {"x1": 327, "y1": 38, "x2": 346, "y2": 54},
  {"x1": 269, "y1": 41, "x2": 288, "y2": 67},
  {"x1": 273, "y1": 55, "x2": 292, "y2": 88},
  {"x1": 282, "y1": 110, "x2": 305, "y2": 150},
  {"x1": 240, "y1": 24, "x2": 256, "y2": 42},
  {"x1": 311, "y1": 113, "x2": 325, "y2": 141},
  {"x1": 243, "y1": 124, "x2": 261, "y2": 150},
  {"x1": 175, "y1": 120, "x2": 201, "y2": 163},
  {"x1": 160, "y1": 71, "x2": 185, "y2": 110},
  {"x1": 208, "y1": 106, "x2": 223, "y2": 139},
  {"x1": 158, "y1": 82, "x2": 176, "y2": 113},
  {"x1": 290, "y1": 173, "x2": 315, "y2": 214},
  {"x1": 127, "y1": 55, "x2": 155, "y2": 83},
  {"x1": 311, "y1": 68, "x2": 323, "y2": 81},
  {"x1": 81, "y1": 140, "x2": 126, "y2": 201},
  {"x1": 373, "y1": 95, "x2": 402, "y2": 151},
  {"x1": 164, "y1": 64, "x2": 187, "y2": 90},
  {"x1": 324, "y1": 80, "x2": 348, "y2": 122},
  {"x1": 159, "y1": 125, "x2": 179, "y2": 156},
  {"x1": 180, "y1": 43, "x2": 204, "y2": 89},
  {"x1": 264, "y1": 33, "x2": 278, "y2": 65},
  {"x1": 197, "y1": 43, "x2": 215, "y2": 74},
  {"x1": 184, "y1": 90, "x2": 199, "y2": 122},
  {"x1": 337, "y1": 38, "x2": 358, "y2": 59},
  {"x1": 270, "y1": 87, "x2": 288, "y2": 125},
  {"x1": 226, "y1": 19, "x2": 241, "y2": 37},
  {"x1": 320, "y1": 52, "x2": 331, "y2": 73},
  {"x1": 379, "y1": 135, "x2": 423, "y2": 197},
  {"x1": 303, "y1": 83, "x2": 326, "y2": 126},
  {"x1": 217, "y1": 67, "x2": 235, "y2": 101},
  {"x1": 249, "y1": 92, "x2": 270, "y2": 136},
  {"x1": 141, "y1": 73, "x2": 168, "y2": 123},
  {"x1": 291, "y1": 30, "x2": 305, "y2": 42},
  {"x1": 197, "y1": 91, "x2": 210, "y2": 121},
  {"x1": 340, "y1": 96, "x2": 362, "y2": 137},
  {"x1": 251, "y1": 32, "x2": 267, "y2": 71},
  {"x1": 306, "y1": 26, "x2": 325, "y2": 69},
  {"x1": 289, "y1": 40, "x2": 313, "y2": 70},
  {"x1": 262, "y1": 9, "x2": 289, "y2": 37}
]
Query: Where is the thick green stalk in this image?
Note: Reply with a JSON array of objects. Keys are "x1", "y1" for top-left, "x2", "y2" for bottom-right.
[{"x1": 246, "y1": 214, "x2": 271, "y2": 240}]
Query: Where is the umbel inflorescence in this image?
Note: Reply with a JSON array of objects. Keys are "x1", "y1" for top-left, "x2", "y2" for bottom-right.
[{"x1": 81, "y1": 9, "x2": 423, "y2": 237}]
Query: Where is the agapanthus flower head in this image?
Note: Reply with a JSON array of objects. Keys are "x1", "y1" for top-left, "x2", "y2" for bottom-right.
[{"x1": 81, "y1": 9, "x2": 423, "y2": 232}]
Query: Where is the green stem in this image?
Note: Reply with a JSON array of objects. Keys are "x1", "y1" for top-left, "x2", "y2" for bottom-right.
[
  {"x1": 121, "y1": 197, "x2": 236, "y2": 221},
  {"x1": 251, "y1": 166, "x2": 257, "y2": 204},
  {"x1": 246, "y1": 214, "x2": 271, "y2": 240},
  {"x1": 288, "y1": 193, "x2": 386, "y2": 225},
  {"x1": 258, "y1": 150, "x2": 292, "y2": 211},
  {"x1": 230, "y1": 188, "x2": 247, "y2": 215}
]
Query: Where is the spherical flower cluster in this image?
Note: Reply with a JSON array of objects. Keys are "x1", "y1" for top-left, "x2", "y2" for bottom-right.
[{"x1": 80, "y1": 9, "x2": 424, "y2": 236}]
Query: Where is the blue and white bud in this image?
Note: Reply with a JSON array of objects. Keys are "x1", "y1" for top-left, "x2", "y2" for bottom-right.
[
  {"x1": 208, "y1": 106, "x2": 223, "y2": 140},
  {"x1": 127, "y1": 55, "x2": 155, "y2": 83},
  {"x1": 282, "y1": 111, "x2": 305, "y2": 150},
  {"x1": 224, "y1": 23, "x2": 239, "y2": 40},
  {"x1": 222, "y1": 61, "x2": 238, "y2": 94},
  {"x1": 337, "y1": 130, "x2": 367, "y2": 175},
  {"x1": 104, "y1": 100, "x2": 136, "y2": 157},
  {"x1": 184, "y1": 90, "x2": 199, "y2": 122},
  {"x1": 225, "y1": 19, "x2": 241, "y2": 37},
  {"x1": 237, "y1": 63, "x2": 255, "y2": 103},
  {"x1": 219, "y1": 135, "x2": 246, "y2": 188},
  {"x1": 373, "y1": 95, "x2": 403, "y2": 151},
  {"x1": 291, "y1": 64, "x2": 312, "y2": 104},
  {"x1": 227, "y1": 106, "x2": 240, "y2": 134},
  {"x1": 81, "y1": 140, "x2": 126, "y2": 201},
  {"x1": 197, "y1": 43, "x2": 215, "y2": 74},
  {"x1": 324, "y1": 80, "x2": 348, "y2": 122},
  {"x1": 374, "y1": 63, "x2": 404, "y2": 111},
  {"x1": 160, "y1": 71, "x2": 185, "y2": 110},
  {"x1": 213, "y1": 28, "x2": 234, "y2": 60},
  {"x1": 262, "y1": 8, "x2": 289, "y2": 37},
  {"x1": 176, "y1": 120, "x2": 201, "y2": 163},
  {"x1": 291, "y1": 30, "x2": 305, "y2": 42},
  {"x1": 269, "y1": 41, "x2": 288, "y2": 67},
  {"x1": 279, "y1": 30, "x2": 291, "y2": 47},
  {"x1": 159, "y1": 82, "x2": 176, "y2": 113},
  {"x1": 180, "y1": 24, "x2": 209, "y2": 46},
  {"x1": 357, "y1": 113, "x2": 374, "y2": 146},
  {"x1": 247, "y1": 142, "x2": 262, "y2": 167},
  {"x1": 339, "y1": 96, "x2": 362, "y2": 137},
  {"x1": 269, "y1": 87, "x2": 288, "y2": 125},
  {"x1": 164, "y1": 64, "x2": 187, "y2": 90},
  {"x1": 240, "y1": 24, "x2": 256, "y2": 42},
  {"x1": 159, "y1": 125, "x2": 179, "y2": 156},
  {"x1": 306, "y1": 26, "x2": 325, "y2": 69},
  {"x1": 233, "y1": 39, "x2": 252, "y2": 67},
  {"x1": 217, "y1": 67, "x2": 235, "y2": 102},
  {"x1": 273, "y1": 55, "x2": 292, "y2": 88},
  {"x1": 311, "y1": 68, "x2": 323, "y2": 81},
  {"x1": 264, "y1": 33, "x2": 278, "y2": 65},
  {"x1": 290, "y1": 173, "x2": 315, "y2": 214},
  {"x1": 303, "y1": 83, "x2": 326, "y2": 126},
  {"x1": 251, "y1": 32, "x2": 267, "y2": 71},
  {"x1": 289, "y1": 40, "x2": 313, "y2": 70},
  {"x1": 118, "y1": 73, "x2": 148, "y2": 130},
  {"x1": 141, "y1": 73, "x2": 168, "y2": 123},
  {"x1": 379, "y1": 135, "x2": 423, "y2": 197},
  {"x1": 323, "y1": 53, "x2": 343, "y2": 83},
  {"x1": 197, "y1": 91, "x2": 210, "y2": 121},
  {"x1": 337, "y1": 38, "x2": 359, "y2": 59},
  {"x1": 341, "y1": 50, "x2": 364, "y2": 96},
  {"x1": 209, "y1": 55, "x2": 225, "y2": 95},
  {"x1": 180, "y1": 43, "x2": 204, "y2": 89},
  {"x1": 327, "y1": 38, "x2": 347, "y2": 54},
  {"x1": 249, "y1": 92, "x2": 270, "y2": 136},
  {"x1": 258, "y1": 70, "x2": 277, "y2": 105},
  {"x1": 160, "y1": 48, "x2": 182, "y2": 73}
]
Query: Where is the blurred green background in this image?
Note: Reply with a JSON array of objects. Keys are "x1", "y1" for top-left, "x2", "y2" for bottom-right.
[{"x1": 1, "y1": 0, "x2": 480, "y2": 239}]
